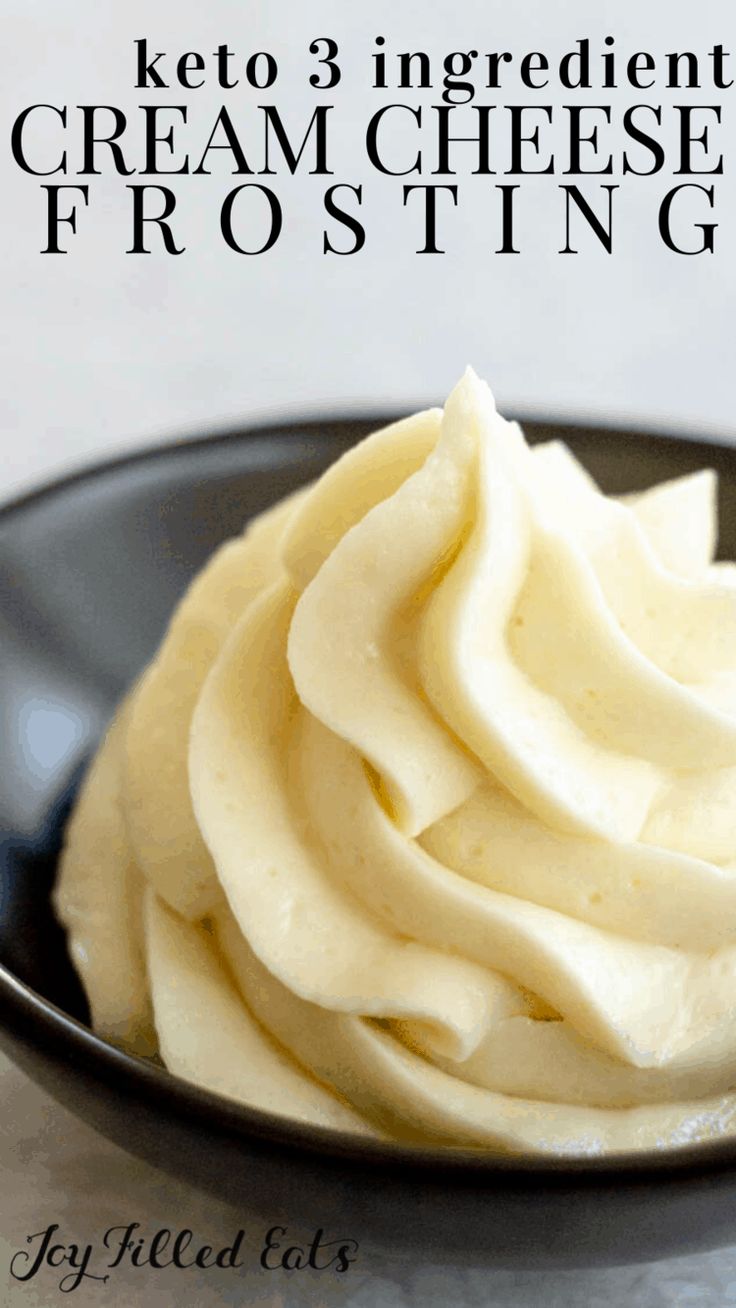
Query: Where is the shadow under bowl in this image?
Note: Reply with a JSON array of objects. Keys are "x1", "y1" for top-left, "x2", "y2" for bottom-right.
[{"x1": 3, "y1": 413, "x2": 736, "y2": 1270}]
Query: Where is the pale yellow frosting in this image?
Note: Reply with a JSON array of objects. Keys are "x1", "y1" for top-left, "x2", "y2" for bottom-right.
[{"x1": 54, "y1": 369, "x2": 736, "y2": 1154}]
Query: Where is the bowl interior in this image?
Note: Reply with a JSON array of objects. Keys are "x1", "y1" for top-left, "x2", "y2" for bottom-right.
[{"x1": 0, "y1": 416, "x2": 382, "y2": 1020}]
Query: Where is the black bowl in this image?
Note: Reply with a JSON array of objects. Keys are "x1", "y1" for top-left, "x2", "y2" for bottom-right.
[{"x1": 4, "y1": 414, "x2": 736, "y2": 1271}]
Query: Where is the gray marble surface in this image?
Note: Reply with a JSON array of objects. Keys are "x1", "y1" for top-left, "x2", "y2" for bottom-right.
[
  {"x1": 3, "y1": 0, "x2": 736, "y2": 1302},
  {"x1": 3, "y1": 1050, "x2": 736, "y2": 1308}
]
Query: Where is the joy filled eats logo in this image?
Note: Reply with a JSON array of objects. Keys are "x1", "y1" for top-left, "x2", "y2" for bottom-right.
[
  {"x1": 8, "y1": 34, "x2": 735, "y2": 256},
  {"x1": 8, "y1": 1222, "x2": 360, "y2": 1293}
]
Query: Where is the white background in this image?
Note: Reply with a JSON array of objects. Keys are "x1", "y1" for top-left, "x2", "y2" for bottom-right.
[
  {"x1": 3, "y1": 1, "x2": 736, "y2": 1304},
  {"x1": 3, "y1": 0, "x2": 736, "y2": 500}
]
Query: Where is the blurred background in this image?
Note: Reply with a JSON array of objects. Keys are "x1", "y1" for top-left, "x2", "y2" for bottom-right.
[{"x1": 3, "y1": 0, "x2": 735, "y2": 502}]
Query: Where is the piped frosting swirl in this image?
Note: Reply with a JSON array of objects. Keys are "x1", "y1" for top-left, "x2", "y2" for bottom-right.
[{"x1": 56, "y1": 369, "x2": 736, "y2": 1153}]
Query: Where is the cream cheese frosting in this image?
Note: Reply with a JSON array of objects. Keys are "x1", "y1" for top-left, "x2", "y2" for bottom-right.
[{"x1": 54, "y1": 369, "x2": 736, "y2": 1154}]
